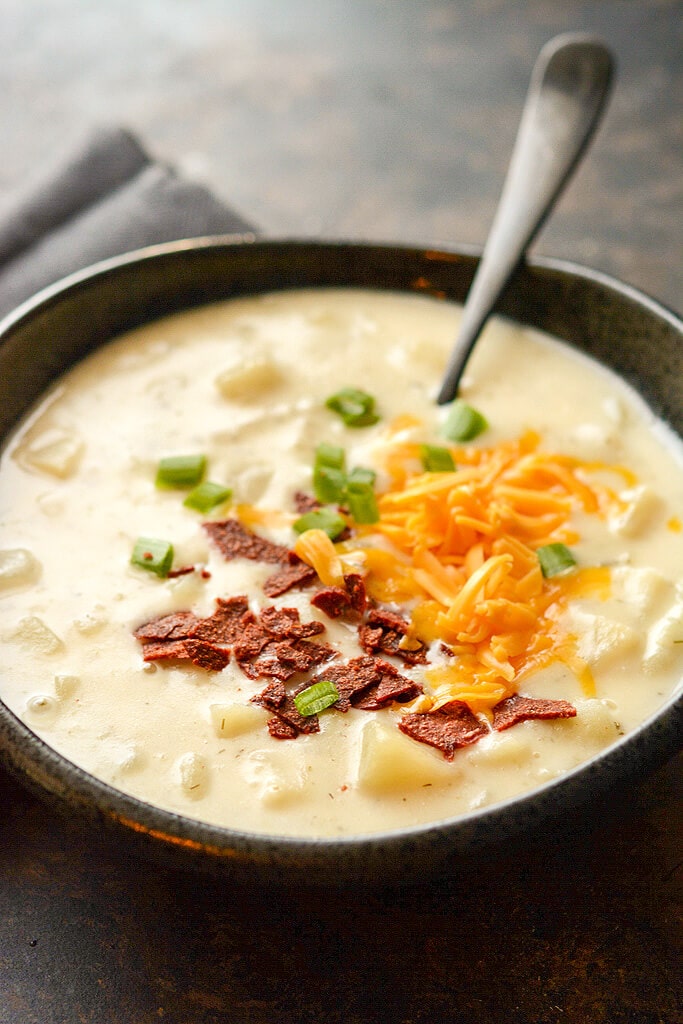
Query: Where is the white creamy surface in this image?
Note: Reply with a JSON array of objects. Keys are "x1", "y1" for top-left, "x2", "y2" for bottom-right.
[{"x1": 0, "y1": 288, "x2": 681, "y2": 837}]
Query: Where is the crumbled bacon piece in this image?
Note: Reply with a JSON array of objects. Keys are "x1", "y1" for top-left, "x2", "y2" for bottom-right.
[
  {"x1": 266, "y1": 717, "x2": 299, "y2": 740},
  {"x1": 134, "y1": 611, "x2": 201, "y2": 643},
  {"x1": 232, "y1": 605, "x2": 334, "y2": 680},
  {"x1": 316, "y1": 655, "x2": 422, "y2": 713},
  {"x1": 140, "y1": 637, "x2": 230, "y2": 672},
  {"x1": 181, "y1": 639, "x2": 232, "y2": 672},
  {"x1": 311, "y1": 586, "x2": 352, "y2": 619},
  {"x1": 238, "y1": 637, "x2": 335, "y2": 681},
  {"x1": 189, "y1": 596, "x2": 252, "y2": 645},
  {"x1": 492, "y1": 694, "x2": 577, "y2": 732},
  {"x1": 252, "y1": 680, "x2": 320, "y2": 738},
  {"x1": 203, "y1": 518, "x2": 288, "y2": 564},
  {"x1": 258, "y1": 606, "x2": 325, "y2": 640},
  {"x1": 293, "y1": 491, "x2": 320, "y2": 514},
  {"x1": 263, "y1": 561, "x2": 318, "y2": 597},
  {"x1": 398, "y1": 702, "x2": 488, "y2": 760},
  {"x1": 233, "y1": 621, "x2": 271, "y2": 662},
  {"x1": 359, "y1": 608, "x2": 427, "y2": 665},
  {"x1": 344, "y1": 573, "x2": 367, "y2": 614},
  {"x1": 310, "y1": 573, "x2": 368, "y2": 620}
]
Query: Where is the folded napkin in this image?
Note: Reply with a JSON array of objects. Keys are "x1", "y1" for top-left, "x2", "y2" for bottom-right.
[{"x1": 0, "y1": 125, "x2": 255, "y2": 321}]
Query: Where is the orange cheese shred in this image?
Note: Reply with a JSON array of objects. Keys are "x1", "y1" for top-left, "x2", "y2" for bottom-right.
[{"x1": 338, "y1": 431, "x2": 625, "y2": 714}]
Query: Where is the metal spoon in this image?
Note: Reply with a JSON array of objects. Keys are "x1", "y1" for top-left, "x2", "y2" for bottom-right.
[{"x1": 437, "y1": 32, "x2": 615, "y2": 405}]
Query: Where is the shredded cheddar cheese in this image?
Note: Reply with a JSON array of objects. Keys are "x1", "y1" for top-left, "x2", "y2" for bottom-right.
[{"x1": 296, "y1": 431, "x2": 631, "y2": 715}]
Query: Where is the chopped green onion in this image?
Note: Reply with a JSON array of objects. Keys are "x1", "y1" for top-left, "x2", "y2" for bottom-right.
[
  {"x1": 348, "y1": 465, "x2": 376, "y2": 486},
  {"x1": 315, "y1": 442, "x2": 346, "y2": 472},
  {"x1": 293, "y1": 508, "x2": 348, "y2": 540},
  {"x1": 183, "y1": 481, "x2": 232, "y2": 513},
  {"x1": 294, "y1": 680, "x2": 340, "y2": 717},
  {"x1": 156, "y1": 454, "x2": 206, "y2": 489},
  {"x1": 420, "y1": 444, "x2": 455, "y2": 473},
  {"x1": 346, "y1": 479, "x2": 379, "y2": 524},
  {"x1": 313, "y1": 466, "x2": 348, "y2": 504},
  {"x1": 537, "y1": 543, "x2": 577, "y2": 578},
  {"x1": 441, "y1": 401, "x2": 488, "y2": 442},
  {"x1": 325, "y1": 387, "x2": 379, "y2": 427},
  {"x1": 131, "y1": 537, "x2": 174, "y2": 578}
]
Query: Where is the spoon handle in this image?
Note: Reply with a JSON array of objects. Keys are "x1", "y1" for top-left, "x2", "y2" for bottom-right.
[{"x1": 437, "y1": 33, "x2": 615, "y2": 405}]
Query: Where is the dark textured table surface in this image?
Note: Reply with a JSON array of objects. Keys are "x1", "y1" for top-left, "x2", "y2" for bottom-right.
[{"x1": 0, "y1": 2, "x2": 681, "y2": 1022}]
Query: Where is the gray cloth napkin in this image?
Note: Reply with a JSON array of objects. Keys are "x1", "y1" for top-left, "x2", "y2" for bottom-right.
[{"x1": 0, "y1": 126, "x2": 254, "y2": 321}]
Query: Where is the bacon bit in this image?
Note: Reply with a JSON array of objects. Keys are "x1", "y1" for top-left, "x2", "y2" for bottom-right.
[
  {"x1": 311, "y1": 586, "x2": 352, "y2": 619},
  {"x1": 359, "y1": 608, "x2": 427, "y2": 665},
  {"x1": 232, "y1": 605, "x2": 334, "y2": 680},
  {"x1": 134, "y1": 611, "x2": 201, "y2": 643},
  {"x1": 257, "y1": 606, "x2": 325, "y2": 640},
  {"x1": 492, "y1": 693, "x2": 577, "y2": 731},
  {"x1": 252, "y1": 680, "x2": 320, "y2": 737},
  {"x1": 294, "y1": 491, "x2": 320, "y2": 514},
  {"x1": 189, "y1": 596, "x2": 251, "y2": 645},
  {"x1": 398, "y1": 702, "x2": 488, "y2": 760},
  {"x1": 263, "y1": 560, "x2": 318, "y2": 597},
  {"x1": 344, "y1": 573, "x2": 367, "y2": 614},
  {"x1": 140, "y1": 638, "x2": 230, "y2": 672},
  {"x1": 233, "y1": 621, "x2": 270, "y2": 662},
  {"x1": 181, "y1": 640, "x2": 231, "y2": 672},
  {"x1": 266, "y1": 717, "x2": 299, "y2": 740},
  {"x1": 310, "y1": 573, "x2": 368, "y2": 620},
  {"x1": 238, "y1": 637, "x2": 335, "y2": 681},
  {"x1": 317, "y1": 655, "x2": 422, "y2": 713},
  {"x1": 203, "y1": 518, "x2": 288, "y2": 564},
  {"x1": 138, "y1": 638, "x2": 191, "y2": 661},
  {"x1": 353, "y1": 664, "x2": 423, "y2": 710},
  {"x1": 166, "y1": 566, "x2": 195, "y2": 578}
]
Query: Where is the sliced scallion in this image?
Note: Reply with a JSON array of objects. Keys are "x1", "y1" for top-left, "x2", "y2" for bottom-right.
[
  {"x1": 315, "y1": 442, "x2": 346, "y2": 472},
  {"x1": 183, "y1": 481, "x2": 232, "y2": 513},
  {"x1": 131, "y1": 537, "x2": 174, "y2": 578},
  {"x1": 441, "y1": 401, "x2": 488, "y2": 443},
  {"x1": 346, "y1": 479, "x2": 379, "y2": 524},
  {"x1": 537, "y1": 543, "x2": 577, "y2": 578},
  {"x1": 156, "y1": 454, "x2": 206, "y2": 489},
  {"x1": 325, "y1": 387, "x2": 379, "y2": 427},
  {"x1": 348, "y1": 465, "x2": 376, "y2": 486},
  {"x1": 420, "y1": 444, "x2": 455, "y2": 473},
  {"x1": 294, "y1": 679, "x2": 340, "y2": 717},
  {"x1": 313, "y1": 465, "x2": 348, "y2": 504},
  {"x1": 293, "y1": 508, "x2": 347, "y2": 540}
]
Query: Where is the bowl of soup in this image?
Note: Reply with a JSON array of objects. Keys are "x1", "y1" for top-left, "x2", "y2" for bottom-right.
[{"x1": 0, "y1": 238, "x2": 680, "y2": 881}]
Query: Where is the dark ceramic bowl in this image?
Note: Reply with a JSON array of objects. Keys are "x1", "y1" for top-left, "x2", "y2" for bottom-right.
[{"x1": 0, "y1": 238, "x2": 681, "y2": 882}]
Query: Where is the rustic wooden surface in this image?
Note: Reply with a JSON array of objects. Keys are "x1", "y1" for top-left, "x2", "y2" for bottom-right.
[{"x1": 0, "y1": 2, "x2": 681, "y2": 1021}]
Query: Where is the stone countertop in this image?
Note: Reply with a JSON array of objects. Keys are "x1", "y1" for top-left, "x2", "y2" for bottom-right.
[{"x1": 0, "y1": 2, "x2": 681, "y2": 1022}]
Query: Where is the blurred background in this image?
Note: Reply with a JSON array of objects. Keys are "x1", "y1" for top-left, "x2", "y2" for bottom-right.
[{"x1": 0, "y1": 0, "x2": 680, "y2": 308}]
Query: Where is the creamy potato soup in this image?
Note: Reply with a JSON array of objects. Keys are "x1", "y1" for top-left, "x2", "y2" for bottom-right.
[{"x1": 0, "y1": 288, "x2": 681, "y2": 837}]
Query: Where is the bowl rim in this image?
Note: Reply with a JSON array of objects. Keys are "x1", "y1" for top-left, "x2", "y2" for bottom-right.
[{"x1": 0, "y1": 235, "x2": 681, "y2": 875}]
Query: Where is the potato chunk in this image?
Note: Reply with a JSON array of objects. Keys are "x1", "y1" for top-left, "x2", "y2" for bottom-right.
[
  {"x1": 210, "y1": 702, "x2": 268, "y2": 738},
  {"x1": 357, "y1": 719, "x2": 452, "y2": 793},
  {"x1": 0, "y1": 548, "x2": 41, "y2": 591},
  {"x1": 215, "y1": 357, "x2": 281, "y2": 400},
  {"x1": 643, "y1": 599, "x2": 683, "y2": 672},
  {"x1": 13, "y1": 425, "x2": 84, "y2": 478},
  {"x1": 567, "y1": 608, "x2": 640, "y2": 667}
]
